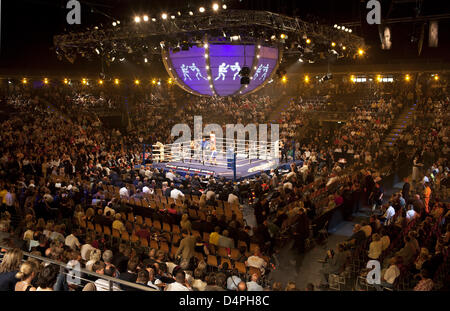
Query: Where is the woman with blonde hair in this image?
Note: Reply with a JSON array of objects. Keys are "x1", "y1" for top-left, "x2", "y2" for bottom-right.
[
  {"x1": 23, "y1": 222, "x2": 35, "y2": 241},
  {"x1": 0, "y1": 248, "x2": 23, "y2": 291},
  {"x1": 84, "y1": 207, "x2": 95, "y2": 222},
  {"x1": 15, "y1": 261, "x2": 37, "y2": 291},
  {"x1": 85, "y1": 249, "x2": 101, "y2": 271},
  {"x1": 112, "y1": 213, "x2": 126, "y2": 233}
]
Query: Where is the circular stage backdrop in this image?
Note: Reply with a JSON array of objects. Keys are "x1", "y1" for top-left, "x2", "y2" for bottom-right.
[{"x1": 162, "y1": 43, "x2": 281, "y2": 97}]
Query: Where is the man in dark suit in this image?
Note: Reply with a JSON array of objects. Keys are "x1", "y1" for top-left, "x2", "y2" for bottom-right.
[
  {"x1": 402, "y1": 177, "x2": 411, "y2": 204},
  {"x1": 118, "y1": 257, "x2": 139, "y2": 291}
]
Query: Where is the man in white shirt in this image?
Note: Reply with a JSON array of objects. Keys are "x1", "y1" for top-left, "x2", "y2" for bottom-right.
[
  {"x1": 119, "y1": 186, "x2": 129, "y2": 198},
  {"x1": 170, "y1": 187, "x2": 185, "y2": 200},
  {"x1": 383, "y1": 205, "x2": 396, "y2": 226},
  {"x1": 165, "y1": 271, "x2": 192, "y2": 291},
  {"x1": 166, "y1": 170, "x2": 176, "y2": 182},
  {"x1": 406, "y1": 205, "x2": 418, "y2": 221},
  {"x1": 246, "y1": 273, "x2": 263, "y2": 291},
  {"x1": 95, "y1": 265, "x2": 121, "y2": 291}
]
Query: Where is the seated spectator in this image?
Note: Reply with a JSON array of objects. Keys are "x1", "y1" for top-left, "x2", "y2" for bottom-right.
[
  {"x1": 35, "y1": 264, "x2": 59, "y2": 291},
  {"x1": 368, "y1": 233, "x2": 383, "y2": 260},
  {"x1": 0, "y1": 248, "x2": 23, "y2": 291},
  {"x1": 218, "y1": 230, "x2": 235, "y2": 249},
  {"x1": 14, "y1": 261, "x2": 37, "y2": 291},
  {"x1": 413, "y1": 269, "x2": 434, "y2": 291},
  {"x1": 319, "y1": 244, "x2": 349, "y2": 288},
  {"x1": 165, "y1": 270, "x2": 191, "y2": 291},
  {"x1": 246, "y1": 273, "x2": 263, "y2": 291}
]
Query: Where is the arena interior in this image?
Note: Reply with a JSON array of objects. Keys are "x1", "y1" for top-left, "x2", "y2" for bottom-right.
[{"x1": 0, "y1": 0, "x2": 449, "y2": 295}]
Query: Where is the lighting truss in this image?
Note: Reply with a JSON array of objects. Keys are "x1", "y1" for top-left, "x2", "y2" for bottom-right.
[{"x1": 54, "y1": 10, "x2": 365, "y2": 61}]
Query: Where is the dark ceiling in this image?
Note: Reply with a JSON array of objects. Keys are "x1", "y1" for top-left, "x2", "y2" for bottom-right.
[{"x1": 1, "y1": 0, "x2": 449, "y2": 76}]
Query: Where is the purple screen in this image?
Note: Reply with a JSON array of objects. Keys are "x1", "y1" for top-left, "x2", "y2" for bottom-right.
[
  {"x1": 242, "y1": 46, "x2": 279, "y2": 95},
  {"x1": 169, "y1": 46, "x2": 213, "y2": 96},
  {"x1": 168, "y1": 44, "x2": 278, "y2": 96},
  {"x1": 209, "y1": 45, "x2": 255, "y2": 96}
]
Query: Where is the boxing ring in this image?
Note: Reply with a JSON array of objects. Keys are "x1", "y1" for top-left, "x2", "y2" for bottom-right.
[{"x1": 149, "y1": 138, "x2": 282, "y2": 180}]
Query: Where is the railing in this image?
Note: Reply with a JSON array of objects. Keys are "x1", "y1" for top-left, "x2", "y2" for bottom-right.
[{"x1": 0, "y1": 244, "x2": 157, "y2": 291}]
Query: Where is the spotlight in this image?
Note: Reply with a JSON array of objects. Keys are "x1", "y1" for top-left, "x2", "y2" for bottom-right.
[
  {"x1": 222, "y1": 4, "x2": 227, "y2": 9},
  {"x1": 151, "y1": 79, "x2": 157, "y2": 85},
  {"x1": 331, "y1": 42, "x2": 336, "y2": 47},
  {"x1": 114, "y1": 78, "x2": 119, "y2": 85},
  {"x1": 117, "y1": 21, "x2": 120, "y2": 24},
  {"x1": 199, "y1": 7, "x2": 205, "y2": 13},
  {"x1": 95, "y1": 48, "x2": 100, "y2": 54},
  {"x1": 112, "y1": 22, "x2": 117, "y2": 27},
  {"x1": 143, "y1": 15, "x2": 149, "y2": 22},
  {"x1": 134, "y1": 16, "x2": 141, "y2": 23},
  {"x1": 405, "y1": 74, "x2": 410, "y2": 82},
  {"x1": 177, "y1": 11, "x2": 181, "y2": 16},
  {"x1": 63, "y1": 78, "x2": 68, "y2": 85},
  {"x1": 98, "y1": 79, "x2": 104, "y2": 85},
  {"x1": 161, "y1": 13, "x2": 168, "y2": 20},
  {"x1": 334, "y1": 24, "x2": 338, "y2": 28},
  {"x1": 376, "y1": 75, "x2": 382, "y2": 82},
  {"x1": 350, "y1": 75, "x2": 356, "y2": 83},
  {"x1": 358, "y1": 48, "x2": 365, "y2": 56},
  {"x1": 82, "y1": 78, "x2": 87, "y2": 85},
  {"x1": 342, "y1": 46, "x2": 346, "y2": 50},
  {"x1": 189, "y1": 11, "x2": 194, "y2": 16},
  {"x1": 298, "y1": 58, "x2": 304, "y2": 63},
  {"x1": 144, "y1": 58, "x2": 148, "y2": 63},
  {"x1": 306, "y1": 38, "x2": 311, "y2": 44},
  {"x1": 152, "y1": 18, "x2": 156, "y2": 22},
  {"x1": 280, "y1": 34, "x2": 286, "y2": 39},
  {"x1": 22, "y1": 78, "x2": 28, "y2": 84},
  {"x1": 348, "y1": 29, "x2": 352, "y2": 33},
  {"x1": 168, "y1": 78, "x2": 173, "y2": 84},
  {"x1": 213, "y1": 3, "x2": 219, "y2": 11},
  {"x1": 433, "y1": 74, "x2": 439, "y2": 81},
  {"x1": 281, "y1": 75, "x2": 287, "y2": 84},
  {"x1": 134, "y1": 79, "x2": 140, "y2": 85},
  {"x1": 304, "y1": 75, "x2": 309, "y2": 83}
]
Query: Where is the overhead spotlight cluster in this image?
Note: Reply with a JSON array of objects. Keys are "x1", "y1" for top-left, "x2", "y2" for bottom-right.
[
  {"x1": 133, "y1": 2, "x2": 227, "y2": 23},
  {"x1": 334, "y1": 24, "x2": 352, "y2": 33}
]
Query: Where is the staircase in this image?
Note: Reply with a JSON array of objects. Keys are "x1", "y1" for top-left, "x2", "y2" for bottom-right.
[{"x1": 382, "y1": 103, "x2": 417, "y2": 147}]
